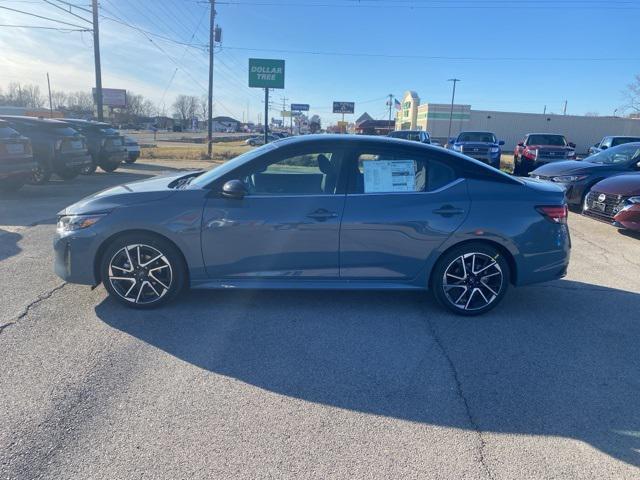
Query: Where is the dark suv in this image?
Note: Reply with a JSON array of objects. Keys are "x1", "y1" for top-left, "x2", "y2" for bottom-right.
[
  {"x1": 448, "y1": 131, "x2": 504, "y2": 169},
  {"x1": 0, "y1": 116, "x2": 92, "y2": 184},
  {"x1": 61, "y1": 119, "x2": 127, "y2": 174},
  {"x1": 0, "y1": 119, "x2": 36, "y2": 193}
]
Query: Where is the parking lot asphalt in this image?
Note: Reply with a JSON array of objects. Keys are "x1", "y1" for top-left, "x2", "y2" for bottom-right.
[{"x1": 1, "y1": 162, "x2": 639, "y2": 479}]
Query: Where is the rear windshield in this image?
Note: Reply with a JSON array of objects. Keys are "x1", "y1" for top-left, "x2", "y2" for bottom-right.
[
  {"x1": 587, "y1": 143, "x2": 640, "y2": 165},
  {"x1": 100, "y1": 127, "x2": 119, "y2": 135},
  {"x1": 457, "y1": 132, "x2": 496, "y2": 143},
  {"x1": 0, "y1": 126, "x2": 20, "y2": 138},
  {"x1": 611, "y1": 137, "x2": 640, "y2": 147},
  {"x1": 527, "y1": 134, "x2": 567, "y2": 146},
  {"x1": 389, "y1": 131, "x2": 422, "y2": 141},
  {"x1": 46, "y1": 125, "x2": 79, "y2": 136}
]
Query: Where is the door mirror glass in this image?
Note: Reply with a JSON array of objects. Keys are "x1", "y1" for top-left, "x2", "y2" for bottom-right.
[
  {"x1": 222, "y1": 179, "x2": 247, "y2": 199},
  {"x1": 568, "y1": 142, "x2": 576, "y2": 148},
  {"x1": 498, "y1": 140, "x2": 505, "y2": 146},
  {"x1": 601, "y1": 145, "x2": 608, "y2": 150},
  {"x1": 517, "y1": 142, "x2": 524, "y2": 147}
]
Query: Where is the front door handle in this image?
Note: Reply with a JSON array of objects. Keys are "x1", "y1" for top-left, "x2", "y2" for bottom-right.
[
  {"x1": 433, "y1": 205, "x2": 465, "y2": 217},
  {"x1": 307, "y1": 209, "x2": 338, "y2": 221}
]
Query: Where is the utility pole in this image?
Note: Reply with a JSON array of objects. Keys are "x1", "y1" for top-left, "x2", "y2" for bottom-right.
[
  {"x1": 281, "y1": 96, "x2": 288, "y2": 133},
  {"x1": 543, "y1": 105, "x2": 547, "y2": 115},
  {"x1": 387, "y1": 93, "x2": 394, "y2": 123},
  {"x1": 207, "y1": 0, "x2": 216, "y2": 159},
  {"x1": 264, "y1": 88, "x2": 269, "y2": 144},
  {"x1": 447, "y1": 78, "x2": 460, "y2": 140},
  {"x1": 563, "y1": 100, "x2": 568, "y2": 115},
  {"x1": 46, "y1": 73, "x2": 53, "y2": 117},
  {"x1": 92, "y1": 0, "x2": 103, "y2": 121}
]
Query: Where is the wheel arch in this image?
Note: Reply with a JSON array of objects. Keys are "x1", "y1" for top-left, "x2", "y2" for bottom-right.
[
  {"x1": 429, "y1": 238, "x2": 517, "y2": 288},
  {"x1": 93, "y1": 229, "x2": 190, "y2": 285}
]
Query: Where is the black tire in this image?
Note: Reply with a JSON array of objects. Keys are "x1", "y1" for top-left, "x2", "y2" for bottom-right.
[
  {"x1": 81, "y1": 157, "x2": 97, "y2": 175},
  {"x1": 431, "y1": 242, "x2": 510, "y2": 316},
  {"x1": 56, "y1": 167, "x2": 81, "y2": 181},
  {"x1": 99, "y1": 162, "x2": 120, "y2": 173},
  {"x1": 512, "y1": 156, "x2": 520, "y2": 175},
  {"x1": 124, "y1": 156, "x2": 137, "y2": 164},
  {"x1": 100, "y1": 233, "x2": 187, "y2": 309},
  {"x1": 248, "y1": 140, "x2": 256, "y2": 146},
  {"x1": 29, "y1": 161, "x2": 51, "y2": 185}
]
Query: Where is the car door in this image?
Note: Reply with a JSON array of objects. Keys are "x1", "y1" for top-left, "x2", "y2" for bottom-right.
[
  {"x1": 339, "y1": 145, "x2": 470, "y2": 280},
  {"x1": 201, "y1": 144, "x2": 346, "y2": 278}
]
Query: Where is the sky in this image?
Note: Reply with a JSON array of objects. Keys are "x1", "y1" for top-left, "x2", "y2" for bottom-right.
[{"x1": 1, "y1": 0, "x2": 639, "y2": 125}]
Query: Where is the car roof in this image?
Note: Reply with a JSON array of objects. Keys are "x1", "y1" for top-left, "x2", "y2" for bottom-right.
[
  {"x1": 0, "y1": 115, "x2": 69, "y2": 125},
  {"x1": 458, "y1": 131, "x2": 495, "y2": 134},
  {"x1": 61, "y1": 118, "x2": 111, "y2": 127},
  {"x1": 272, "y1": 134, "x2": 450, "y2": 151},
  {"x1": 526, "y1": 133, "x2": 566, "y2": 136}
]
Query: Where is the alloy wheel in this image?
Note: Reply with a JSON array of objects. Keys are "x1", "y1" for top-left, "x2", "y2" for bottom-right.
[
  {"x1": 442, "y1": 252, "x2": 503, "y2": 311},
  {"x1": 108, "y1": 244, "x2": 173, "y2": 305}
]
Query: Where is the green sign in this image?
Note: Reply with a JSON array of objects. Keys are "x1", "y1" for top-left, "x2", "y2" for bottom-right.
[{"x1": 248, "y1": 58, "x2": 285, "y2": 89}]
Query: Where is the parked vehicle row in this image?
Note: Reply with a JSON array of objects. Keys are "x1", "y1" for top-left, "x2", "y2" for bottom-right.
[{"x1": 0, "y1": 116, "x2": 140, "y2": 192}]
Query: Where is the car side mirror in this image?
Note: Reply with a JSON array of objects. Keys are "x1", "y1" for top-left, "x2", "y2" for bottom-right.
[
  {"x1": 568, "y1": 142, "x2": 576, "y2": 148},
  {"x1": 517, "y1": 142, "x2": 524, "y2": 147},
  {"x1": 222, "y1": 179, "x2": 247, "y2": 199},
  {"x1": 600, "y1": 145, "x2": 608, "y2": 150},
  {"x1": 498, "y1": 140, "x2": 505, "y2": 146}
]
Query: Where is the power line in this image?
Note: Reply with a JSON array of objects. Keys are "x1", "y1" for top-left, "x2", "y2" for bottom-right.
[
  {"x1": 50, "y1": 0, "x2": 92, "y2": 14},
  {"x1": 0, "y1": 5, "x2": 93, "y2": 29},
  {"x1": 42, "y1": 0, "x2": 92, "y2": 24},
  {"x1": 0, "y1": 23, "x2": 89, "y2": 31}
]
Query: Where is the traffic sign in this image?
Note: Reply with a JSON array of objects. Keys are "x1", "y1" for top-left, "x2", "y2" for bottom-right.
[
  {"x1": 291, "y1": 103, "x2": 309, "y2": 111},
  {"x1": 333, "y1": 101, "x2": 355, "y2": 114}
]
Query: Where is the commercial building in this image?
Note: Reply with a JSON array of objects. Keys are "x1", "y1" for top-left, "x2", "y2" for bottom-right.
[{"x1": 395, "y1": 90, "x2": 640, "y2": 154}]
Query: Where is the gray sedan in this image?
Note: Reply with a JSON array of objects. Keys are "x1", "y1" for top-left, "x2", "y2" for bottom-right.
[{"x1": 54, "y1": 135, "x2": 570, "y2": 315}]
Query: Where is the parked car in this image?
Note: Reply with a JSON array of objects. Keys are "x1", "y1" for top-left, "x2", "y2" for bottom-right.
[
  {"x1": 124, "y1": 136, "x2": 140, "y2": 164},
  {"x1": 54, "y1": 135, "x2": 570, "y2": 316},
  {"x1": 0, "y1": 115, "x2": 92, "y2": 184},
  {"x1": 530, "y1": 142, "x2": 640, "y2": 208},
  {"x1": 588, "y1": 136, "x2": 640, "y2": 156},
  {"x1": 447, "y1": 131, "x2": 504, "y2": 169},
  {"x1": 245, "y1": 134, "x2": 278, "y2": 146},
  {"x1": 0, "y1": 119, "x2": 36, "y2": 193},
  {"x1": 61, "y1": 119, "x2": 127, "y2": 174},
  {"x1": 513, "y1": 133, "x2": 576, "y2": 176},
  {"x1": 387, "y1": 130, "x2": 431, "y2": 144},
  {"x1": 583, "y1": 174, "x2": 640, "y2": 231}
]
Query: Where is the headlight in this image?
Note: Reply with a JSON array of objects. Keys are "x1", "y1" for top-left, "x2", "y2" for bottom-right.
[
  {"x1": 453, "y1": 144, "x2": 463, "y2": 152},
  {"x1": 490, "y1": 146, "x2": 500, "y2": 153},
  {"x1": 57, "y1": 214, "x2": 106, "y2": 232},
  {"x1": 567, "y1": 150, "x2": 575, "y2": 157},
  {"x1": 551, "y1": 175, "x2": 587, "y2": 183}
]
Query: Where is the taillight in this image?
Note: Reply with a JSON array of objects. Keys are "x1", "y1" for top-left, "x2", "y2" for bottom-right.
[{"x1": 536, "y1": 205, "x2": 568, "y2": 224}]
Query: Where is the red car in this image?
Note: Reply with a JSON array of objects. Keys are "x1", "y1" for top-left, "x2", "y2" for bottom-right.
[
  {"x1": 513, "y1": 133, "x2": 576, "y2": 176},
  {"x1": 583, "y1": 174, "x2": 640, "y2": 231}
]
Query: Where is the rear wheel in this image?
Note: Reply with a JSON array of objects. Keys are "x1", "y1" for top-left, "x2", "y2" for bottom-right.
[
  {"x1": 432, "y1": 243, "x2": 510, "y2": 316},
  {"x1": 124, "y1": 156, "x2": 137, "y2": 164},
  {"x1": 81, "y1": 156, "x2": 97, "y2": 175},
  {"x1": 99, "y1": 162, "x2": 120, "y2": 173},
  {"x1": 56, "y1": 167, "x2": 81, "y2": 181},
  {"x1": 100, "y1": 233, "x2": 187, "y2": 309},
  {"x1": 30, "y1": 161, "x2": 51, "y2": 185}
]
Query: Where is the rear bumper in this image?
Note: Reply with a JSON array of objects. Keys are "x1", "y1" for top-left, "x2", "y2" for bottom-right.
[
  {"x1": 99, "y1": 149, "x2": 127, "y2": 165},
  {"x1": 0, "y1": 155, "x2": 37, "y2": 179},
  {"x1": 55, "y1": 152, "x2": 92, "y2": 170}
]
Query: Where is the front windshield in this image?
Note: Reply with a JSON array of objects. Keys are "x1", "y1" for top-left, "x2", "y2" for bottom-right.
[
  {"x1": 587, "y1": 143, "x2": 640, "y2": 165},
  {"x1": 457, "y1": 132, "x2": 496, "y2": 143},
  {"x1": 189, "y1": 142, "x2": 278, "y2": 188},
  {"x1": 527, "y1": 134, "x2": 567, "y2": 146}
]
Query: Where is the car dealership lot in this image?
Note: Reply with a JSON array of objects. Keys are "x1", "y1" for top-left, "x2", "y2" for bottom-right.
[{"x1": 1, "y1": 161, "x2": 639, "y2": 479}]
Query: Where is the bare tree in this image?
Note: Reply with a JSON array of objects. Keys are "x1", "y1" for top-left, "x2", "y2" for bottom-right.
[
  {"x1": 0, "y1": 82, "x2": 43, "y2": 108},
  {"x1": 622, "y1": 74, "x2": 640, "y2": 114},
  {"x1": 198, "y1": 94, "x2": 209, "y2": 121},
  {"x1": 172, "y1": 94, "x2": 198, "y2": 124},
  {"x1": 66, "y1": 91, "x2": 94, "y2": 116},
  {"x1": 50, "y1": 90, "x2": 67, "y2": 110}
]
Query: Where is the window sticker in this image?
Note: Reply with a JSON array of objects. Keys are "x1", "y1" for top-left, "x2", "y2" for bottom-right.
[{"x1": 362, "y1": 160, "x2": 416, "y2": 193}]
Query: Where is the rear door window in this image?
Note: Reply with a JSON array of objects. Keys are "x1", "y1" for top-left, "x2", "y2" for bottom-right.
[{"x1": 348, "y1": 149, "x2": 457, "y2": 194}]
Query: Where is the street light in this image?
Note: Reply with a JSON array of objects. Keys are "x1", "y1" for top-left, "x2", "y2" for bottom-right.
[{"x1": 447, "y1": 78, "x2": 460, "y2": 141}]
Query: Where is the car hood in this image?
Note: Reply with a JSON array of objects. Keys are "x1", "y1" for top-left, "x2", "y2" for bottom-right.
[
  {"x1": 531, "y1": 160, "x2": 613, "y2": 176},
  {"x1": 590, "y1": 173, "x2": 640, "y2": 196},
  {"x1": 59, "y1": 171, "x2": 197, "y2": 215}
]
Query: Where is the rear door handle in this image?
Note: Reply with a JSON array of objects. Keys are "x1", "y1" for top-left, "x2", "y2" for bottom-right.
[
  {"x1": 307, "y1": 209, "x2": 338, "y2": 221},
  {"x1": 433, "y1": 205, "x2": 465, "y2": 217}
]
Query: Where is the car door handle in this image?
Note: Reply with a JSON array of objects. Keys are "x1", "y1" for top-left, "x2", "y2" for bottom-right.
[
  {"x1": 433, "y1": 205, "x2": 465, "y2": 216},
  {"x1": 307, "y1": 209, "x2": 338, "y2": 221}
]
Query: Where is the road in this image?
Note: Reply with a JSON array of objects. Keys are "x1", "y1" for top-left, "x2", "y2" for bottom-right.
[{"x1": 1, "y1": 162, "x2": 639, "y2": 479}]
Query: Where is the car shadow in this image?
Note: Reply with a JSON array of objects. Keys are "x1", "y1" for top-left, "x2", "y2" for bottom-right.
[
  {"x1": 95, "y1": 279, "x2": 640, "y2": 467},
  {"x1": 0, "y1": 228, "x2": 22, "y2": 262}
]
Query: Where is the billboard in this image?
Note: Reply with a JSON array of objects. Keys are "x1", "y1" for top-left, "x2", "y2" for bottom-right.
[
  {"x1": 93, "y1": 88, "x2": 127, "y2": 107},
  {"x1": 248, "y1": 58, "x2": 285, "y2": 89},
  {"x1": 291, "y1": 103, "x2": 309, "y2": 111},
  {"x1": 333, "y1": 101, "x2": 355, "y2": 114}
]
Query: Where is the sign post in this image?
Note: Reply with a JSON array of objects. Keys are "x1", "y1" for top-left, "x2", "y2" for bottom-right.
[
  {"x1": 332, "y1": 102, "x2": 355, "y2": 134},
  {"x1": 249, "y1": 58, "x2": 285, "y2": 145}
]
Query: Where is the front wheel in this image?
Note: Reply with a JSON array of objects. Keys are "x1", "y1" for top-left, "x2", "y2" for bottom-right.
[
  {"x1": 431, "y1": 243, "x2": 510, "y2": 316},
  {"x1": 99, "y1": 162, "x2": 120, "y2": 173},
  {"x1": 56, "y1": 167, "x2": 81, "y2": 181},
  {"x1": 100, "y1": 233, "x2": 187, "y2": 309},
  {"x1": 81, "y1": 159, "x2": 97, "y2": 175},
  {"x1": 30, "y1": 161, "x2": 51, "y2": 185}
]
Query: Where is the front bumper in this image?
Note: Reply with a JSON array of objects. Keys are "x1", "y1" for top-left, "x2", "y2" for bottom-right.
[
  {"x1": 0, "y1": 155, "x2": 37, "y2": 180},
  {"x1": 54, "y1": 228, "x2": 102, "y2": 285}
]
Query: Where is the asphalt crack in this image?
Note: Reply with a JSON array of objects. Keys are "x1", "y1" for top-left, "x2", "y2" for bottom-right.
[
  {"x1": 423, "y1": 315, "x2": 496, "y2": 480},
  {"x1": 0, "y1": 283, "x2": 67, "y2": 336}
]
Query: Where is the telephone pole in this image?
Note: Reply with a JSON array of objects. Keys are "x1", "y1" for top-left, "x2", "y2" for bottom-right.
[
  {"x1": 387, "y1": 93, "x2": 393, "y2": 122},
  {"x1": 447, "y1": 78, "x2": 460, "y2": 140},
  {"x1": 46, "y1": 73, "x2": 53, "y2": 117},
  {"x1": 92, "y1": 0, "x2": 103, "y2": 121},
  {"x1": 563, "y1": 100, "x2": 568, "y2": 115},
  {"x1": 281, "y1": 96, "x2": 288, "y2": 132},
  {"x1": 207, "y1": 0, "x2": 216, "y2": 159}
]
